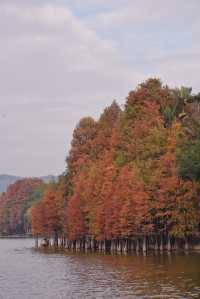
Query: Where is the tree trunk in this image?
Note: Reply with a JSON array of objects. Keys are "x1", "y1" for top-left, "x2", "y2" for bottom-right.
[
  {"x1": 136, "y1": 239, "x2": 140, "y2": 252},
  {"x1": 54, "y1": 231, "x2": 58, "y2": 248},
  {"x1": 123, "y1": 239, "x2": 128, "y2": 254},
  {"x1": 167, "y1": 236, "x2": 171, "y2": 251},
  {"x1": 185, "y1": 237, "x2": 189, "y2": 251},
  {"x1": 142, "y1": 236, "x2": 147, "y2": 253},
  {"x1": 174, "y1": 238, "x2": 178, "y2": 251},
  {"x1": 155, "y1": 236, "x2": 158, "y2": 251},
  {"x1": 160, "y1": 236, "x2": 163, "y2": 251},
  {"x1": 35, "y1": 236, "x2": 38, "y2": 248},
  {"x1": 130, "y1": 239, "x2": 134, "y2": 253}
]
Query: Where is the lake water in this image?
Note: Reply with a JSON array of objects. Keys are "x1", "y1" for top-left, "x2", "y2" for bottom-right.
[{"x1": 0, "y1": 239, "x2": 200, "y2": 299}]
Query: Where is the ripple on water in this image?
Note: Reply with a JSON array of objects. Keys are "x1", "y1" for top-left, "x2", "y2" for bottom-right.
[{"x1": 0, "y1": 239, "x2": 200, "y2": 299}]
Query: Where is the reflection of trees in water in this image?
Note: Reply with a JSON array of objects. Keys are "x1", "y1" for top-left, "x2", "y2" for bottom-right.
[{"x1": 67, "y1": 252, "x2": 200, "y2": 298}]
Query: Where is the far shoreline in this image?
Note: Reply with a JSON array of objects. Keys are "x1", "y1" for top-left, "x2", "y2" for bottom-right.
[{"x1": 0, "y1": 234, "x2": 33, "y2": 239}]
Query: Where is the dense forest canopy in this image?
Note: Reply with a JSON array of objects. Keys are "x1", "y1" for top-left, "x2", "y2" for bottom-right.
[
  {"x1": 0, "y1": 178, "x2": 45, "y2": 235},
  {"x1": 2, "y1": 78, "x2": 200, "y2": 251}
]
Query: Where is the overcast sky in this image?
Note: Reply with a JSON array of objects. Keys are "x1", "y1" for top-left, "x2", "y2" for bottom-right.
[{"x1": 0, "y1": 0, "x2": 199, "y2": 177}]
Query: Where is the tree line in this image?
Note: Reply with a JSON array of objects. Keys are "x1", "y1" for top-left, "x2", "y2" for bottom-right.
[
  {"x1": 0, "y1": 178, "x2": 44, "y2": 235},
  {"x1": 10, "y1": 78, "x2": 200, "y2": 252}
]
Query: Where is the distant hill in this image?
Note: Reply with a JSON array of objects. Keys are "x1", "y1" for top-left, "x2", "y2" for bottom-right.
[
  {"x1": 0, "y1": 175, "x2": 21, "y2": 194},
  {"x1": 0, "y1": 174, "x2": 58, "y2": 193}
]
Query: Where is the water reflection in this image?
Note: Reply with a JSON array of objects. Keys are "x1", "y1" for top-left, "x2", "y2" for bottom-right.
[
  {"x1": 60, "y1": 252, "x2": 200, "y2": 298},
  {"x1": 0, "y1": 239, "x2": 200, "y2": 298}
]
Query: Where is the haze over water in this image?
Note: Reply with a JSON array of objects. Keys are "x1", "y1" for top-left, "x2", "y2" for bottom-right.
[{"x1": 0, "y1": 239, "x2": 200, "y2": 299}]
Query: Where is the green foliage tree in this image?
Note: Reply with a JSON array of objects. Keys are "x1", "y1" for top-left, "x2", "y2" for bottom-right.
[{"x1": 177, "y1": 131, "x2": 200, "y2": 182}]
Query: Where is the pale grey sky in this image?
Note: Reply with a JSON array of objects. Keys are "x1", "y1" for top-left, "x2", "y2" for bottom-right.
[{"x1": 0, "y1": 0, "x2": 199, "y2": 177}]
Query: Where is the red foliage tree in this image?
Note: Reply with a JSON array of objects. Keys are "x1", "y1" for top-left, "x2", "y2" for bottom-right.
[{"x1": 0, "y1": 178, "x2": 42, "y2": 235}]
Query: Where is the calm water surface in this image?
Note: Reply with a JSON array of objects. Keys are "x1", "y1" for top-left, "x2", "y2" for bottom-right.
[{"x1": 0, "y1": 239, "x2": 200, "y2": 299}]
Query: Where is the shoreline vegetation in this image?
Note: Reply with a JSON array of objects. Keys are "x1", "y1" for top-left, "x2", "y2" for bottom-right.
[{"x1": 1, "y1": 78, "x2": 200, "y2": 255}]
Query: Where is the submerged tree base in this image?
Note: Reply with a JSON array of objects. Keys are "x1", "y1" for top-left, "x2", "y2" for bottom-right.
[{"x1": 34, "y1": 235, "x2": 200, "y2": 254}]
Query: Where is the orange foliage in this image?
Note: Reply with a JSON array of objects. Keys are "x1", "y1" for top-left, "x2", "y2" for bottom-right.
[
  {"x1": 30, "y1": 79, "x2": 200, "y2": 243},
  {"x1": 0, "y1": 178, "x2": 42, "y2": 235}
]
